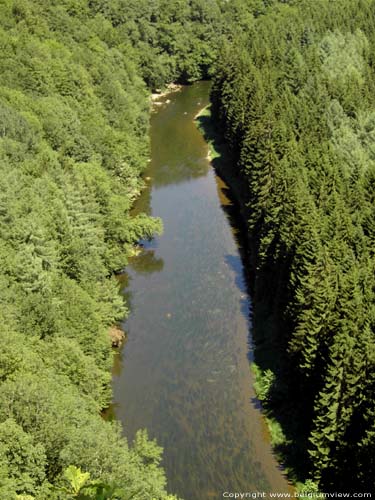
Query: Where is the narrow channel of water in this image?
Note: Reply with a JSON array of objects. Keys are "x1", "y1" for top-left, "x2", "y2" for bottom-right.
[{"x1": 112, "y1": 81, "x2": 290, "y2": 499}]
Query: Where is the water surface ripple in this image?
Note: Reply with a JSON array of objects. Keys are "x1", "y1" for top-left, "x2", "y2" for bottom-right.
[{"x1": 112, "y1": 81, "x2": 290, "y2": 500}]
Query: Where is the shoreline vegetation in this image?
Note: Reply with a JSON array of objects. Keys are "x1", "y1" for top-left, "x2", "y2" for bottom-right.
[{"x1": 194, "y1": 105, "x2": 249, "y2": 210}]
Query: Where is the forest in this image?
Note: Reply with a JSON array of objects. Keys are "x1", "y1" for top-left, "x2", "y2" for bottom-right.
[
  {"x1": 211, "y1": 0, "x2": 375, "y2": 492},
  {"x1": 0, "y1": 0, "x2": 374, "y2": 498},
  {"x1": 0, "y1": 0, "x2": 226, "y2": 498}
]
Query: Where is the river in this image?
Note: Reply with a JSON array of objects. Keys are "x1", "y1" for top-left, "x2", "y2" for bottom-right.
[{"x1": 111, "y1": 81, "x2": 291, "y2": 499}]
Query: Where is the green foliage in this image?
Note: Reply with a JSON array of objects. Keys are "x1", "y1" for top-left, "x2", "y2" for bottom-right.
[
  {"x1": 296, "y1": 480, "x2": 320, "y2": 500},
  {"x1": 0, "y1": 419, "x2": 47, "y2": 498},
  {"x1": 87, "y1": 0, "x2": 254, "y2": 90},
  {"x1": 212, "y1": 0, "x2": 375, "y2": 491},
  {"x1": 63, "y1": 466, "x2": 90, "y2": 496},
  {"x1": 0, "y1": 0, "x2": 201, "y2": 498},
  {"x1": 6, "y1": 0, "x2": 375, "y2": 494},
  {"x1": 252, "y1": 364, "x2": 275, "y2": 403}
]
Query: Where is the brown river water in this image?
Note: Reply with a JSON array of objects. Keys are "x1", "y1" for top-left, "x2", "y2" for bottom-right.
[{"x1": 111, "y1": 81, "x2": 291, "y2": 500}]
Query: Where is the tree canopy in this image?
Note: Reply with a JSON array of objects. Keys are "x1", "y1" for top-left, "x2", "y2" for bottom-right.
[
  {"x1": 1, "y1": 0, "x2": 374, "y2": 495},
  {"x1": 211, "y1": 0, "x2": 375, "y2": 491}
]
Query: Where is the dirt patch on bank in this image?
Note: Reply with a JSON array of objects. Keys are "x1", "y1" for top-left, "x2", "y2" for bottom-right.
[{"x1": 109, "y1": 325, "x2": 126, "y2": 347}]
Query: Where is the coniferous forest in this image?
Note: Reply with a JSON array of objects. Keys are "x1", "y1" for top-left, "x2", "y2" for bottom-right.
[
  {"x1": 0, "y1": 0, "x2": 374, "y2": 498},
  {"x1": 0, "y1": 1, "x2": 223, "y2": 498},
  {"x1": 212, "y1": 0, "x2": 375, "y2": 492}
]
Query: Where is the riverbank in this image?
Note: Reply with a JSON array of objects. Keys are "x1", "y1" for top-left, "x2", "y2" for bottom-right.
[
  {"x1": 195, "y1": 104, "x2": 314, "y2": 496},
  {"x1": 151, "y1": 82, "x2": 183, "y2": 103},
  {"x1": 194, "y1": 105, "x2": 249, "y2": 207}
]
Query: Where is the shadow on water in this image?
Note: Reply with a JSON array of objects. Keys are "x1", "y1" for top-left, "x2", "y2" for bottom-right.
[
  {"x1": 197, "y1": 102, "x2": 309, "y2": 484},
  {"x1": 224, "y1": 254, "x2": 251, "y2": 324},
  {"x1": 129, "y1": 247, "x2": 164, "y2": 275},
  {"x1": 111, "y1": 82, "x2": 293, "y2": 499}
]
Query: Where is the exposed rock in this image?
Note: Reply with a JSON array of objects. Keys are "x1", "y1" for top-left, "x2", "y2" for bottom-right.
[{"x1": 150, "y1": 82, "x2": 183, "y2": 102}]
